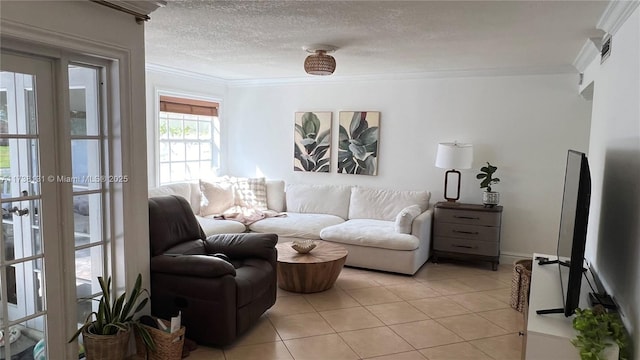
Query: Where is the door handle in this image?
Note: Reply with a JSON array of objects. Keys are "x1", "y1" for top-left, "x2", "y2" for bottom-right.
[{"x1": 7, "y1": 207, "x2": 29, "y2": 216}]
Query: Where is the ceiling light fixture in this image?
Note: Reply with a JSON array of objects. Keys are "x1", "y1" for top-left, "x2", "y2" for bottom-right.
[{"x1": 303, "y1": 45, "x2": 338, "y2": 76}]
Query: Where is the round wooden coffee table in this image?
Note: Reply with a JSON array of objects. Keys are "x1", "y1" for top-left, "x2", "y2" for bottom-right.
[{"x1": 275, "y1": 241, "x2": 348, "y2": 293}]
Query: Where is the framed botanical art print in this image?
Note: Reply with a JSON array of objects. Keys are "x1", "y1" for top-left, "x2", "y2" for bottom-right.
[
  {"x1": 294, "y1": 111, "x2": 332, "y2": 172},
  {"x1": 338, "y1": 111, "x2": 380, "y2": 175}
]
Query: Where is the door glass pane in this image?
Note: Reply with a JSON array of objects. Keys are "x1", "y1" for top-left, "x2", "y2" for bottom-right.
[
  {"x1": 0, "y1": 71, "x2": 37, "y2": 135},
  {"x1": 73, "y1": 194, "x2": 102, "y2": 246},
  {"x1": 0, "y1": 315, "x2": 46, "y2": 360},
  {"x1": 0, "y1": 138, "x2": 41, "y2": 198},
  {"x1": 75, "y1": 246, "x2": 103, "y2": 301},
  {"x1": 2, "y1": 199, "x2": 42, "y2": 261},
  {"x1": 68, "y1": 66, "x2": 99, "y2": 136},
  {"x1": 71, "y1": 140, "x2": 101, "y2": 191},
  {"x1": 6, "y1": 259, "x2": 44, "y2": 323}
]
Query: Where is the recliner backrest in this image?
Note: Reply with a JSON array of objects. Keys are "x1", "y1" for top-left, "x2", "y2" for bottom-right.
[{"x1": 149, "y1": 195, "x2": 206, "y2": 256}]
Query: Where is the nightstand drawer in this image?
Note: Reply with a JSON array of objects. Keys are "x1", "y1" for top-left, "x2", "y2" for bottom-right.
[
  {"x1": 434, "y1": 222, "x2": 499, "y2": 242},
  {"x1": 434, "y1": 208, "x2": 501, "y2": 227},
  {"x1": 433, "y1": 237, "x2": 499, "y2": 257}
]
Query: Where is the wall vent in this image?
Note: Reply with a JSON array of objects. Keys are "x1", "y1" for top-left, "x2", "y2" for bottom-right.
[{"x1": 600, "y1": 34, "x2": 611, "y2": 63}]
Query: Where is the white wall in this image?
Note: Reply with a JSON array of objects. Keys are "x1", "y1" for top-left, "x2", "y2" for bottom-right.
[
  {"x1": 225, "y1": 74, "x2": 592, "y2": 260},
  {"x1": 582, "y1": 6, "x2": 640, "y2": 354},
  {"x1": 145, "y1": 68, "x2": 228, "y2": 186}
]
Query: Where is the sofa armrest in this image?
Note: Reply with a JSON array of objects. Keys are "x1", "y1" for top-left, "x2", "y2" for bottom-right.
[
  {"x1": 204, "y1": 233, "x2": 278, "y2": 262},
  {"x1": 151, "y1": 254, "x2": 236, "y2": 278},
  {"x1": 411, "y1": 208, "x2": 433, "y2": 247}
]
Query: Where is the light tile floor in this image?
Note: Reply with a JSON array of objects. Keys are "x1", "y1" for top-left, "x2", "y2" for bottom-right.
[{"x1": 187, "y1": 260, "x2": 524, "y2": 360}]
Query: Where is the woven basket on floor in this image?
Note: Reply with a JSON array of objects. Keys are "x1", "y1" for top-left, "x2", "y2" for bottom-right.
[
  {"x1": 135, "y1": 318, "x2": 185, "y2": 360},
  {"x1": 83, "y1": 328, "x2": 130, "y2": 360},
  {"x1": 510, "y1": 259, "x2": 533, "y2": 312}
]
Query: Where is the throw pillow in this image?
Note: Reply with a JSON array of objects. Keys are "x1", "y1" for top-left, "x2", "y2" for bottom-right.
[
  {"x1": 199, "y1": 179, "x2": 236, "y2": 216},
  {"x1": 394, "y1": 205, "x2": 422, "y2": 234},
  {"x1": 233, "y1": 177, "x2": 268, "y2": 210}
]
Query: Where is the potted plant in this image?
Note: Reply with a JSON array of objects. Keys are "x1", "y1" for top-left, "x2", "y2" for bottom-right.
[
  {"x1": 69, "y1": 274, "x2": 155, "y2": 360},
  {"x1": 476, "y1": 162, "x2": 500, "y2": 207},
  {"x1": 572, "y1": 305, "x2": 630, "y2": 360}
]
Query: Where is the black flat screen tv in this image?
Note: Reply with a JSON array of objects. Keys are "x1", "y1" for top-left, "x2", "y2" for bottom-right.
[{"x1": 537, "y1": 150, "x2": 591, "y2": 316}]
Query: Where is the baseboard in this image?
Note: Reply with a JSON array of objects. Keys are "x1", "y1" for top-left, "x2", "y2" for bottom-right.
[{"x1": 500, "y1": 251, "x2": 532, "y2": 265}]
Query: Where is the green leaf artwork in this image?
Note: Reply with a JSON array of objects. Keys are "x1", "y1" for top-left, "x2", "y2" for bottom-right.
[
  {"x1": 294, "y1": 112, "x2": 332, "y2": 172},
  {"x1": 337, "y1": 111, "x2": 380, "y2": 175}
]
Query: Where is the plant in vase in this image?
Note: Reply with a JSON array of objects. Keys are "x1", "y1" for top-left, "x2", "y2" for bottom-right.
[
  {"x1": 476, "y1": 162, "x2": 500, "y2": 207},
  {"x1": 69, "y1": 274, "x2": 155, "y2": 360}
]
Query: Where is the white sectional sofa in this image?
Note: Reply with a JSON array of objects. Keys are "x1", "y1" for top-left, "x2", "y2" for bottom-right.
[{"x1": 148, "y1": 180, "x2": 432, "y2": 275}]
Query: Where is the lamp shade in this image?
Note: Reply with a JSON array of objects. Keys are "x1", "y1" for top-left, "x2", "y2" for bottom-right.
[
  {"x1": 435, "y1": 142, "x2": 473, "y2": 169},
  {"x1": 304, "y1": 50, "x2": 336, "y2": 75}
]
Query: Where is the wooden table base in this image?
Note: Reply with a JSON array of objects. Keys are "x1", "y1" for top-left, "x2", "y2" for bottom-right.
[{"x1": 275, "y1": 242, "x2": 348, "y2": 293}]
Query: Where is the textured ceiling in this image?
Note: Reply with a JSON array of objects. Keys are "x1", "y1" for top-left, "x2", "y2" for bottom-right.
[{"x1": 144, "y1": 1, "x2": 609, "y2": 80}]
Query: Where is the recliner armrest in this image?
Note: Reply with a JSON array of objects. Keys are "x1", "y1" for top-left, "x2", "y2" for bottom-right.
[
  {"x1": 204, "y1": 233, "x2": 278, "y2": 261},
  {"x1": 151, "y1": 254, "x2": 236, "y2": 278}
]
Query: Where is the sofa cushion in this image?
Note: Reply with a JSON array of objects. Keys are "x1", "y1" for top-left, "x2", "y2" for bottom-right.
[
  {"x1": 348, "y1": 187, "x2": 430, "y2": 221},
  {"x1": 197, "y1": 216, "x2": 247, "y2": 236},
  {"x1": 149, "y1": 182, "x2": 192, "y2": 203},
  {"x1": 229, "y1": 177, "x2": 268, "y2": 210},
  {"x1": 266, "y1": 180, "x2": 285, "y2": 212},
  {"x1": 320, "y1": 219, "x2": 419, "y2": 251},
  {"x1": 148, "y1": 182, "x2": 202, "y2": 215},
  {"x1": 200, "y1": 179, "x2": 236, "y2": 216},
  {"x1": 394, "y1": 205, "x2": 422, "y2": 234},
  {"x1": 249, "y1": 213, "x2": 344, "y2": 239},
  {"x1": 285, "y1": 184, "x2": 351, "y2": 219}
]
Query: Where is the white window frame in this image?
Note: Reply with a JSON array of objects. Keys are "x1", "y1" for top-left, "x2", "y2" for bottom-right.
[{"x1": 153, "y1": 90, "x2": 222, "y2": 186}]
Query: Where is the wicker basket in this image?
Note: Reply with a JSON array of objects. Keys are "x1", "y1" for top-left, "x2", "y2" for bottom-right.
[
  {"x1": 510, "y1": 259, "x2": 532, "y2": 312},
  {"x1": 135, "y1": 318, "x2": 186, "y2": 360},
  {"x1": 83, "y1": 328, "x2": 130, "y2": 360}
]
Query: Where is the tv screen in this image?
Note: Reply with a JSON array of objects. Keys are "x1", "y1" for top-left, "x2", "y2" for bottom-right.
[{"x1": 556, "y1": 150, "x2": 591, "y2": 316}]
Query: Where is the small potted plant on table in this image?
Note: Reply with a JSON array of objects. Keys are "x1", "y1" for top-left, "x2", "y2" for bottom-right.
[{"x1": 476, "y1": 162, "x2": 500, "y2": 207}]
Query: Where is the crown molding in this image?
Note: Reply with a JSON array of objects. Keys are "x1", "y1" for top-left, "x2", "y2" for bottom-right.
[
  {"x1": 145, "y1": 63, "x2": 228, "y2": 86},
  {"x1": 573, "y1": 38, "x2": 602, "y2": 73},
  {"x1": 597, "y1": 0, "x2": 639, "y2": 35},
  {"x1": 108, "y1": 0, "x2": 166, "y2": 15},
  {"x1": 145, "y1": 63, "x2": 577, "y2": 88},
  {"x1": 227, "y1": 65, "x2": 577, "y2": 88}
]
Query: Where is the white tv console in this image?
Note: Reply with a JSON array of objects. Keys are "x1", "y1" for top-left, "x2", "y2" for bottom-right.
[{"x1": 523, "y1": 253, "x2": 618, "y2": 360}]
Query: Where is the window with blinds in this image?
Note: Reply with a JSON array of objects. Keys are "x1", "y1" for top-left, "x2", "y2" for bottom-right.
[{"x1": 158, "y1": 96, "x2": 220, "y2": 184}]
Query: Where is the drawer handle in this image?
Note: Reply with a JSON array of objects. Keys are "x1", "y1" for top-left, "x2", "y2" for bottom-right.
[
  {"x1": 452, "y1": 230, "x2": 479, "y2": 235},
  {"x1": 454, "y1": 215, "x2": 480, "y2": 220},
  {"x1": 452, "y1": 244, "x2": 477, "y2": 249}
]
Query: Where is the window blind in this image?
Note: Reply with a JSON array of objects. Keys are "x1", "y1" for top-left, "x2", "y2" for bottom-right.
[{"x1": 159, "y1": 96, "x2": 218, "y2": 116}]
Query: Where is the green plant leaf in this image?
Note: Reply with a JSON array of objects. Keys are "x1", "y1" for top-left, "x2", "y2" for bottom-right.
[
  {"x1": 349, "y1": 143, "x2": 367, "y2": 161},
  {"x1": 294, "y1": 123, "x2": 305, "y2": 138},
  {"x1": 476, "y1": 174, "x2": 487, "y2": 179},
  {"x1": 316, "y1": 129, "x2": 330, "y2": 146},
  {"x1": 338, "y1": 125, "x2": 350, "y2": 150},
  {"x1": 301, "y1": 112, "x2": 320, "y2": 138},
  {"x1": 358, "y1": 126, "x2": 378, "y2": 146}
]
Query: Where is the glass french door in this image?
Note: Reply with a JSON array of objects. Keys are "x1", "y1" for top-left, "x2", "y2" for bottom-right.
[{"x1": 0, "y1": 52, "x2": 63, "y2": 359}]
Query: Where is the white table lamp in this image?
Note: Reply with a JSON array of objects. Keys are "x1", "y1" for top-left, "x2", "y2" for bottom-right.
[{"x1": 435, "y1": 142, "x2": 473, "y2": 202}]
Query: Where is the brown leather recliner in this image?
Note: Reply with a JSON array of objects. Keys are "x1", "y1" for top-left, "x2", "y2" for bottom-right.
[{"x1": 148, "y1": 195, "x2": 278, "y2": 347}]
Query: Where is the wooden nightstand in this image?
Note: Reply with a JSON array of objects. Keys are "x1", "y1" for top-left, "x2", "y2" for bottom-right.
[{"x1": 432, "y1": 201, "x2": 503, "y2": 270}]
